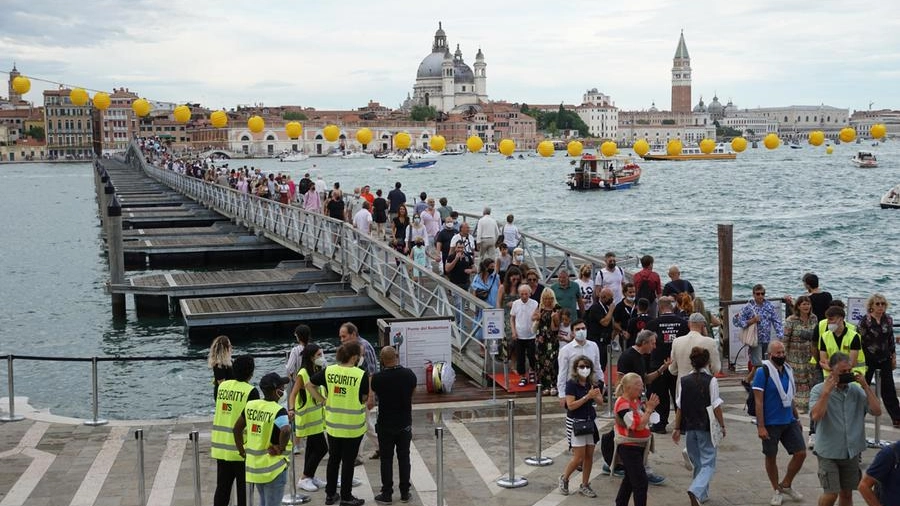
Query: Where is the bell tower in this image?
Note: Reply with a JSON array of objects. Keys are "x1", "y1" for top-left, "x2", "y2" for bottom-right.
[
  {"x1": 8, "y1": 63, "x2": 22, "y2": 103},
  {"x1": 671, "y1": 31, "x2": 691, "y2": 113}
]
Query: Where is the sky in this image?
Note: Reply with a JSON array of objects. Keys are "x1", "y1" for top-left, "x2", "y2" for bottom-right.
[{"x1": 2, "y1": 0, "x2": 899, "y2": 113}]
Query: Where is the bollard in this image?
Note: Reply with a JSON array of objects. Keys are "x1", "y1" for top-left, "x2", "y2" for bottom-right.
[
  {"x1": 189, "y1": 430, "x2": 202, "y2": 506},
  {"x1": 136, "y1": 429, "x2": 146, "y2": 506},
  {"x1": 1, "y1": 355, "x2": 24, "y2": 422},
  {"x1": 107, "y1": 195, "x2": 126, "y2": 318},
  {"x1": 84, "y1": 357, "x2": 108, "y2": 426},
  {"x1": 282, "y1": 420, "x2": 310, "y2": 504},
  {"x1": 524, "y1": 386, "x2": 553, "y2": 466},
  {"x1": 599, "y1": 344, "x2": 614, "y2": 419},
  {"x1": 435, "y1": 427, "x2": 445, "y2": 506},
  {"x1": 496, "y1": 399, "x2": 528, "y2": 488},
  {"x1": 867, "y1": 370, "x2": 888, "y2": 449},
  {"x1": 503, "y1": 360, "x2": 510, "y2": 392}
]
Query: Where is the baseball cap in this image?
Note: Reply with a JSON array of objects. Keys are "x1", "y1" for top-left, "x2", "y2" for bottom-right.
[{"x1": 259, "y1": 372, "x2": 289, "y2": 391}]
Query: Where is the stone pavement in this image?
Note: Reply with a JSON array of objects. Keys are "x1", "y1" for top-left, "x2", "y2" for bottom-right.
[{"x1": 1, "y1": 380, "x2": 898, "y2": 506}]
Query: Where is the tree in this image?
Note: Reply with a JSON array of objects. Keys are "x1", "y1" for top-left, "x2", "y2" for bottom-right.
[
  {"x1": 26, "y1": 125, "x2": 45, "y2": 141},
  {"x1": 283, "y1": 111, "x2": 307, "y2": 121},
  {"x1": 410, "y1": 105, "x2": 437, "y2": 121}
]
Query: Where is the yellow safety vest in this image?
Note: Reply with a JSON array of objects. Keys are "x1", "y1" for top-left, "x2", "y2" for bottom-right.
[
  {"x1": 810, "y1": 320, "x2": 857, "y2": 365},
  {"x1": 211, "y1": 380, "x2": 254, "y2": 461},
  {"x1": 294, "y1": 368, "x2": 325, "y2": 438},
  {"x1": 324, "y1": 364, "x2": 366, "y2": 438},
  {"x1": 243, "y1": 399, "x2": 288, "y2": 484},
  {"x1": 820, "y1": 324, "x2": 867, "y2": 376}
]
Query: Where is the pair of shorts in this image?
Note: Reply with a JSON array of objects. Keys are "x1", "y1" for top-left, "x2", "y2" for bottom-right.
[
  {"x1": 750, "y1": 342, "x2": 770, "y2": 367},
  {"x1": 761, "y1": 422, "x2": 805, "y2": 456},
  {"x1": 570, "y1": 430, "x2": 597, "y2": 448},
  {"x1": 816, "y1": 455, "x2": 861, "y2": 494}
]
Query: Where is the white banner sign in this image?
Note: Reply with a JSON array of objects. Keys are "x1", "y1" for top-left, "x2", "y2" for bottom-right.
[{"x1": 846, "y1": 297, "x2": 867, "y2": 326}]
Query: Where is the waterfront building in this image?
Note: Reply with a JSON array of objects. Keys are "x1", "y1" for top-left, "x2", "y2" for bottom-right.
[
  {"x1": 0, "y1": 134, "x2": 46, "y2": 161},
  {"x1": 99, "y1": 88, "x2": 140, "y2": 153},
  {"x1": 576, "y1": 88, "x2": 618, "y2": 139},
  {"x1": 43, "y1": 88, "x2": 93, "y2": 159},
  {"x1": 719, "y1": 112, "x2": 780, "y2": 138},
  {"x1": 0, "y1": 107, "x2": 43, "y2": 143},
  {"x1": 850, "y1": 109, "x2": 900, "y2": 139},
  {"x1": 736, "y1": 105, "x2": 848, "y2": 141},
  {"x1": 139, "y1": 116, "x2": 189, "y2": 150},
  {"x1": 411, "y1": 22, "x2": 487, "y2": 114},
  {"x1": 671, "y1": 31, "x2": 692, "y2": 114}
]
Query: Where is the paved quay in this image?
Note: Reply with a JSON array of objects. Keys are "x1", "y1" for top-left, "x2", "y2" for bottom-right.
[{"x1": 1, "y1": 378, "x2": 898, "y2": 506}]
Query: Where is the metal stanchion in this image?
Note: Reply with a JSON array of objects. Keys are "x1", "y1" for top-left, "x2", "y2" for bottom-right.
[
  {"x1": 283, "y1": 420, "x2": 310, "y2": 504},
  {"x1": 84, "y1": 357, "x2": 108, "y2": 426},
  {"x1": 435, "y1": 427, "x2": 445, "y2": 506},
  {"x1": 496, "y1": 399, "x2": 527, "y2": 488},
  {"x1": 524, "y1": 387, "x2": 553, "y2": 466},
  {"x1": 1, "y1": 355, "x2": 23, "y2": 422},
  {"x1": 503, "y1": 360, "x2": 510, "y2": 391},
  {"x1": 189, "y1": 430, "x2": 202, "y2": 506},
  {"x1": 136, "y1": 429, "x2": 146, "y2": 506},
  {"x1": 867, "y1": 370, "x2": 889, "y2": 449},
  {"x1": 599, "y1": 345, "x2": 614, "y2": 419}
]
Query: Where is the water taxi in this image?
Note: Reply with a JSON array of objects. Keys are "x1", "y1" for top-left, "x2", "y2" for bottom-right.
[
  {"x1": 565, "y1": 154, "x2": 641, "y2": 191},
  {"x1": 881, "y1": 184, "x2": 900, "y2": 209},
  {"x1": 851, "y1": 151, "x2": 878, "y2": 168},
  {"x1": 279, "y1": 151, "x2": 309, "y2": 162},
  {"x1": 641, "y1": 144, "x2": 737, "y2": 161}
]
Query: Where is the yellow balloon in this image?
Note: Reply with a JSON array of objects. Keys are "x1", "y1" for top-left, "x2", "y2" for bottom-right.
[
  {"x1": 498, "y1": 139, "x2": 516, "y2": 156},
  {"x1": 394, "y1": 132, "x2": 412, "y2": 150},
  {"x1": 466, "y1": 136, "x2": 484, "y2": 153},
  {"x1": 173, "y1": 105, "x2": 191, "y2": 124},
  {"x1": 699, "y1": 138, "x2": 716, "y2": 154},
  {"x1": 667, "y1": 139, "x2": 683, "y2": 156},
  {"x1": 132, "y1": 98, "x2": 151, "y2": 117},
  {"x1": 633, "y1": 139, "x2": 650, "y2": 157},
  {"x1": 537, "y1": 140, "x2": 554, "y2": 157},
  {"x1": 355, "y1": 127, "x2": 372, "y2": 145},
  {"x1": 285, "y1": 121, "x2": 303, "y2": 139},
  {"x1": 870, "y1": 123, "x2": 886, "y2": 139},
  {"x1": 731, "y1": 137, "x2": 747, "y2": 153},
  {"x1": 323, "y1": 124, "x2": 340, "y2": 142},
  {"x1": 839, "y1": 127, "x2": 856, "y2": 143},
  {"x1": 247, "y1": 115, "x2": 265, "y2": 133},
  {"x1": 596, "y1": 141, "x2": 614, "y2": 157},
  {"x1": 11, "y1": 76, "x2": 30, "y2": 95},
  {"x1": 567, "y1": 140, "x2": 584, "y2": 157},
  {"x1": 808, "y1": 130, "x2": 825, "y2": 146},
  {"x1": 764, "y1": 133, "x2": 780, "y2": 150},
  {"x1": 826, "y1": 146, "x2": 834, "y2": 154},
  {"x1": 70, "y1": 88, "x2": 89, "y2": 107},
  {"x1": 430, "y1": 134, "x2": 446, "y2": 152},
  {"x1": 210, "y1": 110, "x2": 228, "y2": 128},
  {"x1": 92, "y1": 92, "x2": 111, "y2": 111}
]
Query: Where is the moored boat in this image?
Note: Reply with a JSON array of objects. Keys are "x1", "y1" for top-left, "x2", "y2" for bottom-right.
[
  {"x1": 565, "y1": 154, "x2": 641, "y2": 191},
  {"x1": 340, "y1": 151, "x2": 370, "y2": 159},
  {"x1": 400, "y1": 160, "x2": 437, "y2": 169},
  {"x1": 851, "y1": 151, "x2": 878, "y2": 168},
  {"x1": 279, "y1": 152, "x2": 309, "y2": 162},
  {"x1": 641, "y1": 144, "x2": 737, "y2": 160},
  {"x1": 880, "y1": 184, "x2": 900, "y2": 209}
]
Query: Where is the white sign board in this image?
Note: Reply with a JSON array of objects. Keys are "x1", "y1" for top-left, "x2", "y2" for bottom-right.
[
  {"x1": 726, "y1": 300, "x2": 785, "y2": 366},
  {"x1": 482, "y1": 308, "x2": 505, "y2": 356},
  {"x1": 846, "y1": 297, "x2": 867, "y2": 327},
  {"x1": 388, "y1": 319, "x2": 453, "y2": 385}
]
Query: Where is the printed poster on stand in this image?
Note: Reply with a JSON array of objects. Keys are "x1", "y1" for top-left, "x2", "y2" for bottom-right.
[{"x1": 388, "y1": 318, "x2": 453, "y2": 385}]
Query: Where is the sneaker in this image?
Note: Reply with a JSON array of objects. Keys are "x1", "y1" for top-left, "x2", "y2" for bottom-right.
[
  {"x1": 578, "y1": 484, "x2": 597, "y2": 498},
  {"x1": 518, "y1": 377, "x2": 527, "y2": 387},
  {"x1": 780, "y1": 486, "x2": 804, "y2": 502},
  {"x1": 770, "y1": 491, "x2": 784, "y2": 506},
  {"x1": 340, "y1": 496, "x2": 365, "y2": 506},
  {"x1": 601, "y1": 463, "x2": 624, "y2": 477},
  {"x1": 688, "y1": 491, "x2": 701, "y2": 506},
  {"x1": 682, "y1": 447, "x2": 694, "y2": 471},
  {"x1": 337, "y1": 477, "x2": 362, "y2": 487},
  {"x1": 326, "y1": 494, "x2": 340, "y2": 506},
  {"x1": 647, "y1": 472, "x2": 666, "y2": 485},
  {"x1": 807, "y1": 434, "x2": 816, "y2": 449},
  {"x1": 374, "y1": 492, "x2": 393, "y2": 505},
  {"x1": 558, "y1": 474, "x2": 569, "y2": 495},
  {"x1": 750, "y1": 418, "x2": 757, "y2": 426},
  {"x1": 298, "y1": 477, "x2": 319, "y2": 492},
  {"x1": 399, "y1": 492, "x2": 411, "y2": 503},
  {"x1": 312, "y1": 476, "x2": 327, "y2": 488}
]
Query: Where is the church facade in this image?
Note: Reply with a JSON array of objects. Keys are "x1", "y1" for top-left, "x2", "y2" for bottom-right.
[{"x1": 411, "y1": 23, "x2": 487, "y2": 114}]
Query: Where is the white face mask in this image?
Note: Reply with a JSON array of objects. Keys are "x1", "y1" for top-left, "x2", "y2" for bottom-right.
[
  {"x1": 314, "y1": 356, "x2": 327, "y2": 368},
  {"x1": 577, "y1": 367, "x2": 591, "y2": 378},
  {"x1": 574, "y1": 329, "x2": 587, "y2": 342},
  {"x1": 827, "y1": 323, "x2": 839, "y2": 333},
  {"x1": 515, "y1": 255, "x2": 524, "y2": 262}
]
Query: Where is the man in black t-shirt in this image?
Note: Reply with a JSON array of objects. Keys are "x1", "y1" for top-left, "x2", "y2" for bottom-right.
[
  {"x1": 645, "y1": 296, "x2": 689, "y2": 433},
  {"x1": 626, "y1": 298, "x2": 654, "y2": 348},
  {"x1": 617, "y1": 329, "x2": 671, "y2": 387},
  {"x1": 326, "y1": 189, "x2": 345, "y2": 220},
  {"x1": 586, "y1": 288, "x2": 615, "y2": 369},
  {"x1": 662, "y1": 265, "x2": 695, "y2": 298},
  {"x1": 371, "y1": 346, "x2": 417, "y2": 504},
  {"x1": 386, "y1": 182, "x2": 406, "y2": 222},
  {"x1": 434, "y1": 217, "x2": 457, "y2": 267},
  {"x1": 613, "y1": 282, "x2": 637, "y2": 349}
]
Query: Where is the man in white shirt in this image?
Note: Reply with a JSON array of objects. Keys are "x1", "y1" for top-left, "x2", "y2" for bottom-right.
[
  {"x1": 475, "y1": 206, "x2": 500, "y2": 262},
  {"x1": 353, "y1": 201, "x2": 373, "y2": 236},
  {"x1": 557, "y1": 319, "x2": 602, "y2": 406},
  {"x1": 669, "y1": 313, "x2": 721, "y2": 399},
  {"x1": 510, "y1": 284, "x2": 539, "y2": 387},
  {"x1": 594, "y1": 252, "x2": 626, "y2": 304},
  {"x1": 449, "y1": 222, "x2": 475, "y2": 257}
]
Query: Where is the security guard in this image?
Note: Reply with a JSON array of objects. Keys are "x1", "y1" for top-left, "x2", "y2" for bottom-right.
[
  {"x1": 306, "y1": 341, "x2": 368, "y2": 506},
  {"x1": 212, "y1": 355, "x2": 257, "y2": 506},
  {"x1": 234, "y1": 372, "x2": 291, "y2": 506},
  {"x1": 818, "y1": 306, "x2": 866, "y2": 377},
  {"x1": 287, "y1": 344, "x2": 329, "y2": 492}
]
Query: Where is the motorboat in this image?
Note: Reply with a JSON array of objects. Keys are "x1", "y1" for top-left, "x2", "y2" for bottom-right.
[
  {"x1": 441, "y1": 150, "x2": 465, "y2": 156},
  {"x1": 279, "y1": 152, "x2": 309, "y2": 162},
  {"x1": 641, "y1": 144, "x2": 737, "y2": 160},
  {"x1": 341, "y1": 151, "x2": 370, "y2": 159},
  {"x1": 400, "y1": 160, "x2": 437, "y2": 169},
  {"x1": 851, "y1": 151, "x2": 878, "y2": 168},
  {"x1": 565, "y1": 154, "x2": 641, "y2": 191},
  {"x1": 880, "y1": 184, "x2": 900, "y2": 209}
]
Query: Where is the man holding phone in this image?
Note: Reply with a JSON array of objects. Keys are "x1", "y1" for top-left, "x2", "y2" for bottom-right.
[{"x1": 810, "y1": 353, "x2": 882, "y2": 506}]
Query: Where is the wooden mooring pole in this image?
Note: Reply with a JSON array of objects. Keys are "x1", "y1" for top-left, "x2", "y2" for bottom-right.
[
  {"x1": 717, "y1": 223, "x2": 733, "y2": 364},
  {"x1": 108, "y1": 195, "x2": 126, "y2": 318}
]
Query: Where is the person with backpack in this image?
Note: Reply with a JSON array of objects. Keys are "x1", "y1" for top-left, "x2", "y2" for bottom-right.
[
  {"x1": 632, "y1": 255, "x2": 662, "y2": 318},
  {"x1": 594, "y1": 252, "x2": 627, "y2": 305},
  {"x1": 858, "y1": 440, "x2": 900, "y2": 506}
]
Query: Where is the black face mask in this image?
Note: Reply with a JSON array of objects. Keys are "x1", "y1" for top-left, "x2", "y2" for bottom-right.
[
  {"x1": 838, "y1": 372, "x2": 855, "y2": 384},
  {"x1": 770, "y1": 356, "x2": 786, "y2": 367}
]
